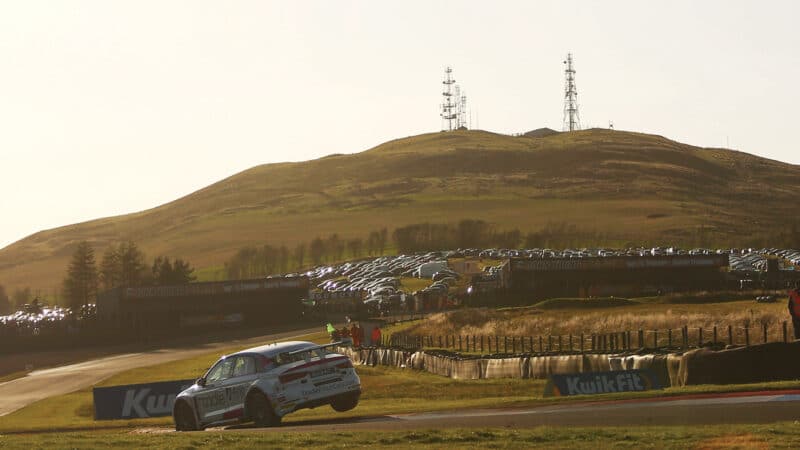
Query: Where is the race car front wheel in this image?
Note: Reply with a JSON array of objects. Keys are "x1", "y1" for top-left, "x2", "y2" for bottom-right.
[
  {"x1": 174, "y1": 402, "x2": 201, "y2": 431},
  {"x1": 247, "y1": 392, "x2": 281, "y2": 427}
]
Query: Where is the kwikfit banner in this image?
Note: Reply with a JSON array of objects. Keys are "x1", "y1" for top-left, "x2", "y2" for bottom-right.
[
  {"x1": 544, "y1": 370, "x2": 661, "y2": 397},
  {"x1": 93, "y1": 379, "x2": 194, "y2": 420}
]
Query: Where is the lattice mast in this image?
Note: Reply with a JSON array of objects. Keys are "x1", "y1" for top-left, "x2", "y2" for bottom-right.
[
  {"x1": 458, "y1": 88, "x2": 468, "y2": 129},
  {"x1": 440, "y1": 67, "x2": 458, "y2": 131},
  {"x1": 562, "y1": 53, "x2": 581, "y2": 132}
]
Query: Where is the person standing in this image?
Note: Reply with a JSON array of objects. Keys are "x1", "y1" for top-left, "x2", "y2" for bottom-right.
[
  {"x1": 371, "y1": 325, "x2": 382, "y2": 347},
  {"x1": 351, "y1": 323, "x2": 362, "y2": 347},
  {"x1": 789, "y1": 280, "x2": 800, "y2": 340}
]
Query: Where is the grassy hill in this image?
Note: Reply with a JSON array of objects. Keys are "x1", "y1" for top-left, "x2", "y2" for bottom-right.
[{"x1": 2, "y1": 128, "x2": 799, "y2": 294}]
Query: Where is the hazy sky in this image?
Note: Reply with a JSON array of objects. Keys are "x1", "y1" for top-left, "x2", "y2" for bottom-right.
[{"x1": 1, "y1": 1, "x2": 798, "y2": 249}]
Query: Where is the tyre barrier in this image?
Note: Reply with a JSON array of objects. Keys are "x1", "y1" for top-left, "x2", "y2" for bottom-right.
[
  {"x1": 337, "y1": 342, "x2": 800, "y2": 386},
  {"x1": 671, "y1": 341, "x2": 800, "y2": 387}
]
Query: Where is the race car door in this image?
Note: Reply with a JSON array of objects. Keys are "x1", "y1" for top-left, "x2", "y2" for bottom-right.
[
  {"x1": 217, "y1": 355, "x2": 258, "y2": 421},
  {"x1": 195, "y1": 357, "x2": 235, "y2": 425}
]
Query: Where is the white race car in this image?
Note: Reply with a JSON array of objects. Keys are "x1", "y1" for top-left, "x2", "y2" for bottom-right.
[{"x1": 173, "y1": 340, "x2": 360, "y2": 430}]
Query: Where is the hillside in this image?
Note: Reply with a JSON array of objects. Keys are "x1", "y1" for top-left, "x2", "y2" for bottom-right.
[{"x1": 2, "y1": 128, "x2": 799, "y2": 294}]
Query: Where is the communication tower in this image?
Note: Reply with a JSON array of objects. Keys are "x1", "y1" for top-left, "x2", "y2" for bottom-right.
[
  {"x1": 453, "y1": 86, "x2": 468, "y2": 129},
  {"x1": 440, "y1": 67, "x2": 458, "y2": 131},
  {"x1": 562, "y1": 53, "x2": 581, "y2": 132}
]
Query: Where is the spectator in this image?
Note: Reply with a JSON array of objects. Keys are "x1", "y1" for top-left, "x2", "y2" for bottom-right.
[
  {"x1": 788, "y1": 280, "x2": 800, "y2": 340},
  {"x1": 351, "y1": 323, "x2": 363, "y2": 347},
  {"x1": 371, "y1": 325, "x2": 382, "y2": 347},
  {"x1": 326, "y1": 322, "x2": 338, "y2": 342}
]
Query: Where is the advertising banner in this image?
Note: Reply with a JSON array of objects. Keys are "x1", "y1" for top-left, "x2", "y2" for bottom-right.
[
  {"x1": 544, "y1": 370, "x2": 661, "y2": 397},
  {"x1": 93, "y1": 379, "x2": 195, "y2": 420}
]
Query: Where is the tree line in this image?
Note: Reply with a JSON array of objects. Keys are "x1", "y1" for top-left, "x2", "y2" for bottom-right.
[
  {"x1": 224, "y1": 229, "x2": 389, "y2": 279},
  {"x1": 60, "y1": 241, "x2": 196, "y2": 310}
]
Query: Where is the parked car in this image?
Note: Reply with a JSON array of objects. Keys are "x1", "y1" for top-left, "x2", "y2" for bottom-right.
[{"x1": 173, "y1": 341, "x2": 360, "y2": 431}]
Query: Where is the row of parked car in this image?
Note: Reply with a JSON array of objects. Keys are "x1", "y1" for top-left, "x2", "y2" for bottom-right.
[
  {"x1": 306, "y1": 252, "x2": 456, "y2": 301},
  {"x1": 304, "y1": 246, "x2": 800, "y2": 303}
]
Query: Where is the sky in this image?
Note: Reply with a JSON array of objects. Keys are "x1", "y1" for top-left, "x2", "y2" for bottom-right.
[{"x1": 1, "y1": 1, "x2": 799, "y2": 250}]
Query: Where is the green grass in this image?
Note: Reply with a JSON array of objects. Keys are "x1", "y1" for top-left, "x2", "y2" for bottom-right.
[
  {"x1": 532, "y1": 297, "x2": 639, "y2": 309},
  {"x1": 4, "y1": 127, "x2": 800, "y2": 294},
  {"x1": 1, "y1": 424, "x2": 800, "y2": 449}
]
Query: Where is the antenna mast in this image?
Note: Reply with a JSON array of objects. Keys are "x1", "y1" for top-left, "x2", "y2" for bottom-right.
[
  {"x1": 441, "y1": 67, "x2": 458, "y2": 131},
  {"x1": 562, "y1": 53, "x2": 581, "y2": 132}
]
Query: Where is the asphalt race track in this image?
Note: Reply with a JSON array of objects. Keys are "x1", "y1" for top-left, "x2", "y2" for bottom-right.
[
  {"x1": 0, "y1": 327, "x2": 322, "y2": 417},
  {"x1": 223, "y1": 391, "x2": 800, "y2": 432}
]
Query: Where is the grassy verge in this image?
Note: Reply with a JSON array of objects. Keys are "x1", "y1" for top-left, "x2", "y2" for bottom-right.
[
  {"x1": 1, "y1": 424, "x2": 800, "y2": 449},
  {"x1": 0, "y1": 371, "x2": 29, "y2": 384}
]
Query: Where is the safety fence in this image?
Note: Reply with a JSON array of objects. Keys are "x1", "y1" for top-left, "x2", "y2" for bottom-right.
[{"x1": 387, "y1": 321, "x2": 796, "y2": 354}]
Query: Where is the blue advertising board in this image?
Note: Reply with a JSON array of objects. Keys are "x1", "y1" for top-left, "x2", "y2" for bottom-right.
[
  {"x1": 93, "y1": 379, "x2": 195, "y2": 420},
  {"x1": 544, "y1": 370, "x2": 661, "y2": 397}
]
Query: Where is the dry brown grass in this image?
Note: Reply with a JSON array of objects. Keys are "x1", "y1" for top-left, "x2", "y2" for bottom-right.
[{"x1": 405, "y1": 299, "x2": 790, "y2": 340}]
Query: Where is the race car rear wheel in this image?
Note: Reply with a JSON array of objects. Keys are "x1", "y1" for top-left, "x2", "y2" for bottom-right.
[
  {"x1": 247, "y1": 392, "x2": 280, "y2": 427},
  {"x1": 330, "y1": 393, "x2": 359, "y2": 412},
  {"x1": 174, "y1": 401, "x2": 201, "y2": 431}
]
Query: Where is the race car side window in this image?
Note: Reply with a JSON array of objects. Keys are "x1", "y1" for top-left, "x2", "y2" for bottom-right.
[
  {"x1": 232, "y1": 356, "x2": 256, "y2": 378},
  {"x1": 206, "y1": 358, "x2": 235, "y2": 384},
  {"x1": 257, "y1": 355, "x2": 275, "y2": 371}
]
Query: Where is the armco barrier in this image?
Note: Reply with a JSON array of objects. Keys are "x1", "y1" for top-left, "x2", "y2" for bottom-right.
[{"x1": 338, "y1": 342, "x2": 799, "y2": 386}]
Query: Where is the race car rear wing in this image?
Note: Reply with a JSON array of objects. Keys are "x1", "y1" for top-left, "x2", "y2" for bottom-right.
[{"x1": 286, "y1": 341, "x2": 351, "y2": 356}]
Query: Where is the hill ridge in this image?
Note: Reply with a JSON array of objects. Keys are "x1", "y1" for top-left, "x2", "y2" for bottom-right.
[{"x1": 1, "y1": 128, "x2": 799, "y2": 293}]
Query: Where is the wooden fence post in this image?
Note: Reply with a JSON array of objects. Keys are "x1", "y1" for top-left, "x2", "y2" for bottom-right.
[
  {"x1": 458, "y1": 335, "x2": 462, "y2": 352},
  {"x1": 569, "y1": 334, "x2": 574, "y2": 351},
  {"x1": 548, "y1": 335, "x2": 553, "y2": 352},
  {"x1": 783, "y1": 321, "x2": 788, "y2": 343},
  {"x1": 473, "y1": 335, "x2": 477, "y2": 353},
  {"x1": 521, "y1": 336, "x2": 525, "y2": 353},
  {"x1": 511, "y1": 336, "x2": 516, "y2": 353},
  {"x1": 580, "y1": 333, "x2": 584, "y2": 353},
  {"x1": 713, "y1": 326, "x2": 717, "y2": 345},
  {"x1": 539, "y1": 336, "x2": 544, "y2": 353},
  {"x1": 638, "y1": 329, "x2": 644, "y2": 348},
  {"x1": 682, "y1": 326, "x2": 688, "y2": 349},
  {"x1": 481, "y1": 335, "x2": 485, "y2": 353},
  {"x1": 763, "y1": 323, "x2": 768, "y2": 344},
  {"x1": 438, "y1": 336, "x2": 443, "y2": 348},
  {"x1": 558, "y1": 335, "x2": 563, "y2": 352},
  {"x1": 667, "y1": 329, "x2": 672, "y2": 348},
  {"x1": 529, "y1": 336, "x2": 534, "y2": 353},
  {"x1": 728, "y1": 325, "x2": 733, "y2": 346},
  {"x1": 699, "y1": 328, "x2": 703, "y2": 347},
  {"x1": 495, "y1": 335, "x2": 500, "y2": 353}
]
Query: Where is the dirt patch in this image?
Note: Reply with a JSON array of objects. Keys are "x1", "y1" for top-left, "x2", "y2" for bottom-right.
[{"x1": 694, "y1": 433, "x2": 769, "y2": 450}]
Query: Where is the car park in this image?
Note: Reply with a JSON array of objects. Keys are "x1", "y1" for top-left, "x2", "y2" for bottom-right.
[{"x1": 172, "y1": 340, "x2": 360, "y2": 431}]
